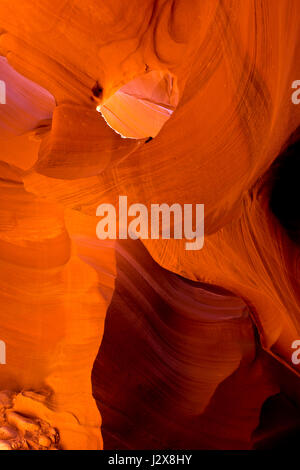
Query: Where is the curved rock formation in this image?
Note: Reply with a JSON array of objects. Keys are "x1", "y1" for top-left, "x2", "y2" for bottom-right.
[
  {"x1": 0, "y1": 0, "x2": 299, "y2": 450},
  {"x1": 93, "y1": 239, "x2": 278, "y2": 449},
  {"x1": 0, "y1": 164, "x2": 116, "y2": 449}
]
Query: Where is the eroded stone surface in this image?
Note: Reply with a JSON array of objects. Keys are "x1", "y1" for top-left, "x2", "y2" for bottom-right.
[{"x1": 0, "y1": 391, "x2": 59, "y2": 450}]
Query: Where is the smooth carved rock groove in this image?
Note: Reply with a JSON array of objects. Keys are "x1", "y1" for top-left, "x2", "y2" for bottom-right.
[{"x1": 0, "y1": 0, "x2": 299, "y2": 450}]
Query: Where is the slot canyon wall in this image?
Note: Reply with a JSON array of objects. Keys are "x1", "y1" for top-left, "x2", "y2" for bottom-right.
[{"x1": 0, "y1": 0, "x2": 299, "y2": 450}]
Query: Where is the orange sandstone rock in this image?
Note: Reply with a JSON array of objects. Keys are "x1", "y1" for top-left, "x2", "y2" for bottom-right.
[{"x1": 0, "y1": 0, "x2": 299, "y2": 450}]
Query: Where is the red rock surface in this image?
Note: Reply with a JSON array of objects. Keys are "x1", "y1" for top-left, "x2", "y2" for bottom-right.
[{"x1": 0, "y1": 0, "x2": 299, "y2": 450}]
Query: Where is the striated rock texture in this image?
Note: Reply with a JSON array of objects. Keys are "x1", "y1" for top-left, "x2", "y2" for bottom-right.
[
  {"x1": 93, "y1": 239, "x2": 279, "y2": 449},
  {"x1": 0, "y1": 0, "x2": 299, "y2": 450},
  {"x1": 0, "y1": 163, "x2": 116, "y2": 449}
]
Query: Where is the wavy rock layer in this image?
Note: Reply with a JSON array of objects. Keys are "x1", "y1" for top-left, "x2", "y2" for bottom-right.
[
  {"x1": 0, "y1": 165, "x2": 116, "y2": 448},
  {"x1": 92, "y1": 239, "x2": 278, "y2": 449},
  {"x1": 0, "y1": 0, "x2": 299, "y2": 450}
]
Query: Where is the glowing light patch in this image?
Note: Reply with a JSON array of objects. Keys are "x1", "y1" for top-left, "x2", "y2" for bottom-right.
[{"x1": 96, "y1": 70, "x2": 179, "y2": 139}]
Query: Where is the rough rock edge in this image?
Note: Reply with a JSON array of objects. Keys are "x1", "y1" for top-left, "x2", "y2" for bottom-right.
[{"x1": 0, "y1": 391, "x2": 59, "y2": 450}]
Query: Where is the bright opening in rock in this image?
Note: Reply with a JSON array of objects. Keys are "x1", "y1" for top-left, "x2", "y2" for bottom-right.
[{"x1": 96, "y1": 70, "x2": 179, "y2": 140}]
